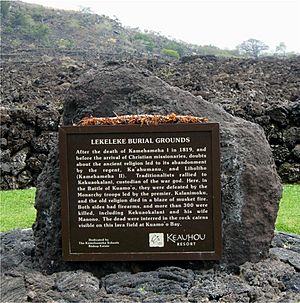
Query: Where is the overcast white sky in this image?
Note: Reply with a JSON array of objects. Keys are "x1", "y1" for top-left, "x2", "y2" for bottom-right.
[{"x1": 24, "y1": 0, "x2": 300, "y2": 53}]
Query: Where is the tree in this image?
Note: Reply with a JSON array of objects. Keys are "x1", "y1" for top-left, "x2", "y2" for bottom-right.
[
  {"x1": 276, "y1": 42, "x2": 287, "y2": 57},
  {"x1": 238, "y1": 39, "x2": 269, "y2": 58},
  {"x1": 79, "y1": 6, "x2": 92, "y2": 14}
]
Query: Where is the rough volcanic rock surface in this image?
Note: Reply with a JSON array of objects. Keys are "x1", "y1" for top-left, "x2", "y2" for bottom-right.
[
  {"x1": 1, "y1": 55, "x2": 299, "y2": 188},
  {"x1": 0, "y1": 56, "x2": 83, "y2": 189},
  {"x1": 1, "y1": 229, "x2": 300, "y2": 303},
  {"x1": 0, "y1": 106, "x2": 60, "y2": 189},
  {"x1": 0, "y1": 228, "x2": 35, "y2": 273},
  {"x1": 33, "y1": 62, "x2": 281, "y2": 272},
  {"x1": 152, "y1": 56, "x2": 300, "y2": 182}
]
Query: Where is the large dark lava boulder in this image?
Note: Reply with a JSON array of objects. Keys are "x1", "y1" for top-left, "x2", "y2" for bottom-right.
[{"x1": 33, "y1": 62, "x2": 282, "y2": 272}]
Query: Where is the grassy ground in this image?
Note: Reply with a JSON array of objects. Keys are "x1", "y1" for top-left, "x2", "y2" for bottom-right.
[
  {"x1": 275, "y1": 184, "x2": 300, "y2": 235},
  {"x1": 0, "y1": 188, "x2": 36, "y2": 232},
  {"x1": 0, "y1": 185, "x2": 299, "y2": 234}
]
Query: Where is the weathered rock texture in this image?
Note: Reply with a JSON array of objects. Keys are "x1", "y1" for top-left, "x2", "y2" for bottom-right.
[
  {"x1": 1, "y1": 56, "x2": 299, "y2": 188},
  {"x1": 1, "y1": 229, "x2": 300, "y2": 303},
  {"x1": 152, "y1": 56, "x2": 300, "y2": 183},
  {"x1": 0, "y1": 106, "x2": 60, "y2": 189},
  {"x1": 0, "y1": 56, "x2": 81, "y2": 190},
  {"x1": 33, "y1": 63, "x2": 282, "y2": 272}
]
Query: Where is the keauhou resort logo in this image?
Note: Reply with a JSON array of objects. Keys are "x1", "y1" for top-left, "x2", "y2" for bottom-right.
[
  {"x1": 167, "y1": 233, "x2": 206, "y2": 247},
  {"x1": 149, "y1": 233, "x2": 164, "y2": 247}
]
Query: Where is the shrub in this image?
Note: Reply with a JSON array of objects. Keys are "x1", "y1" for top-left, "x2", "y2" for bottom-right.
[
  {"x1": 4, "y1": 26, "x2": 13, "y2": 33},
  {"x1": 31, "y1": 23, "x2": 50, "y2": 42},
  {"x1": 13, "y1": 10, "x2": 32, "y2": 27},
  {"x1": 11, "y1": 8, "x2": 50, "y2": 43},
  {"x1": 57, "y1": 38, "x2": 74, "y2": 49},
  {"x1": 66, "y1": 18, "x2": 81, "y2": 30},
  {"x1": 11, "y1": 38, "x2": 22, "y2": 48},
  {"x1": 31, "y1": 5, "x2": 46, "y2": 21},
  {"x1": 0, "y1": 1, "x2": 10, "y2": 19},
  {"x1": 163, "y1": 41, "x2": 184, "y2": 56},
  {"x1": 161, "y1": 48, "x2": 180, "y2": 59},
  {"x1": 134, "y1": 32, "x2": 155, "y2": 51}
]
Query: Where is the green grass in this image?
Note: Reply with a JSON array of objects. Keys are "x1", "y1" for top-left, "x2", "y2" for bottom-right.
[
  {"x1": 0, "y1": 188, "x2": 36, "y2": 232},
  {"x1": 275, "y1": 184, "x2": 300, "y2": 235},
  {"x1": 0, "y1": 185, "x2": 299, "y2": 234}
]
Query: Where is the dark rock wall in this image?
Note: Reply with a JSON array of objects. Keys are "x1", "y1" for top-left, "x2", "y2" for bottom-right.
[
  {"x1": 0, "y1": 107, "x2": 60, "y2": 189},
  {"x1": 152, "y1": 56, "x2": 300, "y2": 183},
  {"x1": 1, "y1": 56, "x2": 299, "y2": 189},
  {"x1": 33, "y1": 63, "x2": 281, "y2": 272},
  {"x1": 0, "y1": 108, "x2": 60, "y2": 189},
  {"x1": 0, "y1": 56, "x2": 87, "y2": 189}
]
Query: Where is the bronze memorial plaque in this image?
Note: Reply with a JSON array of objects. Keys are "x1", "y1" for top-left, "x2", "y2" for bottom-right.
[{"x1": 59, "y1": 123, "x2": 221, "y2": 261}]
